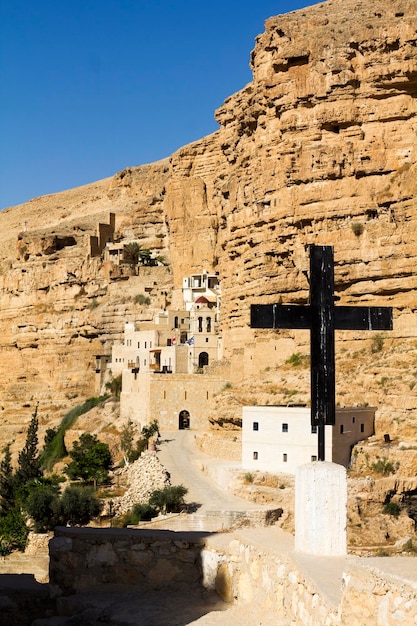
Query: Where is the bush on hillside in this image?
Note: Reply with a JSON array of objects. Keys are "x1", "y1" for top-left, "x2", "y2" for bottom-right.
[{"x1": 65, "y1": 433, "x2": 112, "y2": 487}]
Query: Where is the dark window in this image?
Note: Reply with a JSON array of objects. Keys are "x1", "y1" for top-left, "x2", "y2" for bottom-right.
[
  {"x1": 282, "y1": 423, "x2": 288, "y2": 433},
  {"x1": 352, "y1": 416, "x2": 356, "y2": 423},
  {"x1": 253, "y1": 451, "x2": 258, "y2": 460},
  {"x1": 174, "y1": 316, "x2": 179, "y2": 328},
  {"x1": 360, "y1": 423, "x2": 365, "y2": 433},
  {"x1": 206, "y1": 317, "x2": 212, "y2": 332},
  {"x1": 311, "y1": 425, "x2": 317, "y2": 434},
  {"x1": 340, "y1": 425, "x2": 344, "y2": 434},
  {"x1": 283, "y1": 453, "x2": 287, "y2": 462},
  {"x1": 253, "y1": 422, "x2": 259, "y2": 431},
  {"x1": 198, "y1": 317, "x2": 203, "y2": 332},
  {"x1": 311, "y1": 455, "x2": 317, "y2": 462}
]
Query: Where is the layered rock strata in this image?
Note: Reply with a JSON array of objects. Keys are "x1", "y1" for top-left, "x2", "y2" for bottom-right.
[{"x1": 0, "y1": 0, "x2": 416, "y2": 452}]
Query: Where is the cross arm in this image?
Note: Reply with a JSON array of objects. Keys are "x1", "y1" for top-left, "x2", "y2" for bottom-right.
[
  {"x1": 334, "y1": 306, "x2": 393, "y2": 331},
  {"x1": 251, "y1": 304, "x2": 392, "y2": 331},
  {"x1": 250, "y1": 304, "x2": 311, "y2": 329}
]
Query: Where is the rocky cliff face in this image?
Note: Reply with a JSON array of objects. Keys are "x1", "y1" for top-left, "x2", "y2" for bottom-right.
[{"x1": 0, "y1": 0, "x2": 416, "y2": 454}]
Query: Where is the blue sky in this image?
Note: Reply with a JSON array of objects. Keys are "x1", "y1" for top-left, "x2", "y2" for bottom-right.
[{"x1": 1, "y1": 0, "x2": 316, "y2": 210}]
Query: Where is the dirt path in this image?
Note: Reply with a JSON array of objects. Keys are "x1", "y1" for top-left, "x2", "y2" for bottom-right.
[{"x1": 156, "y1": 430, "x2": 266, "y2": 513}]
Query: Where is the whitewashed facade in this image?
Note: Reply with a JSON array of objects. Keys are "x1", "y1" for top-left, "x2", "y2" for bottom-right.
[{"x1": 242, "y1": 405, "x2": 375, "y2": 474}]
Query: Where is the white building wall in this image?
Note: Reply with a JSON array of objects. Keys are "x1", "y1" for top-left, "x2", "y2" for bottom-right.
[
  {"x1": 242, "y1": 406, "x2": 333, "y2": 474},
  {"x1": 242, "y1": 406, "x2": 375, "y2": 475},
  {"x1": 120, "y1": 371, "x2": 152, "y2": 427}
]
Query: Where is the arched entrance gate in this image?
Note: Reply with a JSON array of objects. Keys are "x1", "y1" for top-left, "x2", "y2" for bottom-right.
[{"x1": 179, "y1": 410, "x2": 190, "y2": 430}]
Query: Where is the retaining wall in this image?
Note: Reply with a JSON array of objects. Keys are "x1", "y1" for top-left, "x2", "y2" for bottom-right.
[{"x1": 49, "y1": 526, "x2": 417, "y2": 625}]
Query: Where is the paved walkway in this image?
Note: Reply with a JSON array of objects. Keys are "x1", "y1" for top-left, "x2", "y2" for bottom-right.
[{"x1": 156, "y1": 430, "x2": 267, "y2": 514}]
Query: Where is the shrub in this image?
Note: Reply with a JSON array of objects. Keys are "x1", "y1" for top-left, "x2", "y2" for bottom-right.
[
  {"x1": 0, "y1": 508, "x2": 29, "y2": 553},
  {"x1": 285, "y1": 352, "x2": 309, "y2": 367},
  {"x1": 134, "y1": 294, "x2": 151, "y2": 306},
  {"x1": 404, "y1": 539, "x2": 417, "y2": 553},
  {"x1": 149, "y1": 485, "x2": 188, "y2": 514},
  {"x1": 351, "y1": 222, "x2": 364, "y2": 236},
  {"x1": 141, "y1": 419, "x2": 160, "y2": 449},
  {"x1": 371, "y1": 333, "x2": 384, "y2": 353},
  {"x1": 244, "y1": 472, "x2": 254, "y2": 484},
  {"x1": 41, "y1": 395, "x2": 109, "y2": 471},
  {"x1": 25, "y1": 484, "x2": 60, "y2": 532},
  {"x1": 382, "y1": 502, "x2": 401, "y2": 517},
  {"x1": 57, "y1": 486, "x2": 102, "y2": 526},
  {"x1": 105, "y1": 375, "x2": 122, "y2": 398},
  {"x1": 120, "y1": 420, "x2": 148, "y2": 465},
  {"x1": 65, "y1": 433, "x2": 112, "y2": 487},
  {"x1": 370, "y1": 457, "x2": 397, "y2": 476},
  {"x1": 119, "y1": 502, "x2": 158, "y2": 526}
]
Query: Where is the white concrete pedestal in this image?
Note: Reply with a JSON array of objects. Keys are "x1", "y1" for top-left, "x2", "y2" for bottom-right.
[{"x1": 295, "y1": 461, "x2": 347, "y2": 556}]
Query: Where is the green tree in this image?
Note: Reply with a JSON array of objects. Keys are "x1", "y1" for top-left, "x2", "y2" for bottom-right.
[
  {"x1": 15, "y1": 407, "x2": 42, "y2": 488},
  {"x1": 0, "y1": 507, "x2": 29, "y2": 554},
  {"x1": 149, "y1": 485, "x2": 188, "y2": 514},
  {"x1": 25, "y1": 483, "x2": 61, "y2": 532},
  {"x1": 65, "y1": 433, "x2": 112, "y2": 487},
  {"x1": 141, "y1": 419, "x2": 160, "y2": 450},
  {"x1": 58, "y1": 486, "x2": 102, "y2": 526},
  {"x1": 124, "y1": 242, "x2": 141, "y2": 266},
  {"x1": 40, "y1": 395, "x2": 109, "y2": 472},
  {"x1": 138, "y1": 248, "x2": 152, "y2": 265},
  {"x1": 0, "y1": 443, "x2": 16, "y2": 515},
  {"x1": 44, "y1": 428, "x2": 58, "y2": 447}
]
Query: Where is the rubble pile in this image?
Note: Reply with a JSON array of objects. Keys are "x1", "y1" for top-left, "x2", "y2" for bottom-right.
[{"x1": 110, "y1": 451, "x2": 170, "y2": 516}]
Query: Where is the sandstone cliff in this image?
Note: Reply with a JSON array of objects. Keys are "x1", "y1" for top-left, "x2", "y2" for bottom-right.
[{"x1": 0, "y1": 0, "x2": 416, "y2": 457}]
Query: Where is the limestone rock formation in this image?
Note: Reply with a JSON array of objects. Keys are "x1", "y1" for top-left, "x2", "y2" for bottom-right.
[{"x1": 0, "y1": 0, "x2": 416, "y2": 460}]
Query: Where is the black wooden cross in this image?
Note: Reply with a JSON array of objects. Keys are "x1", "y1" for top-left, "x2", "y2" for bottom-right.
[{"x1": 251, "y1": 244, "x2": 393, "y2": 461}]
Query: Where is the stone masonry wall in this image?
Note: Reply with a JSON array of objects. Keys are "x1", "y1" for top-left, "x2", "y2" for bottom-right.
[{"x1": 49, "y1": 526, "x2": 417, "y2": 625}]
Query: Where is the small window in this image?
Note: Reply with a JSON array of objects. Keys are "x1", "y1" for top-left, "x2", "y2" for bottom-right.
[
  {"x1": 311, "y1": 425, "x2": 317, "y2": 434},
  {"x1": 137, "y1": 342, "x2": 140, "y2": 348},
  {"x1": 184, "y1": 391, "x2": 187, "y2": 400},
  {"x1": 283, "y1": 453, "x2": 287, "y2": 462},
  {"x1": 360, "y1": 423, "x2": 365, "y2": 433},
  {"x1": 206, "y1": 391, "x2": 209, "y2": 400},
  {"x1": 253, "y1": 451, "x2": 258, "y2": 460},
  {"x1": 253, "y1": 422, "x2": 259, "y2": 431},
  {"x1": 144, "y1": 359, "x2": 146, "y2": 366},
  {"x1": 150, "y1": 341, "x2": 152, "y2": 349},
  {"x1": 352, "y1": 416, "x2": 356, "y2": 423},
  {"x1": 206, "y1": 337, "x2": 209, "y2": 342},
  {"x1": 282, "y1": 423, "x2": 288, "y2": 433},
  {"x1": 145, "y1": 341, "x2": 147, "y2": 348},
  {"x1": 163, "y1": 391, "x2": 166, "y2": 399},
  {"x1": 340, "y1": 425, "x2": 344, "y2": 434},
  {"x1": 311, "y1": 455, "x2": 317, "y2": 462}
]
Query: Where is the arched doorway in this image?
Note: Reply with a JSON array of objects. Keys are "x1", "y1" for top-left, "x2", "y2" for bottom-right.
[
  {"x1": 179, "y1": 410, "x2": 190, "y2": 430},
  {"x1": 198, "y1": 352, "x2": 209, "y2": 369}
]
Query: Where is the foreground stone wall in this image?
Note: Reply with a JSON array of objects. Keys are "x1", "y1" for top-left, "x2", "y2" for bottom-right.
[{"x1": 49, "y1": 526, "x2": 417, "y2": 625}]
